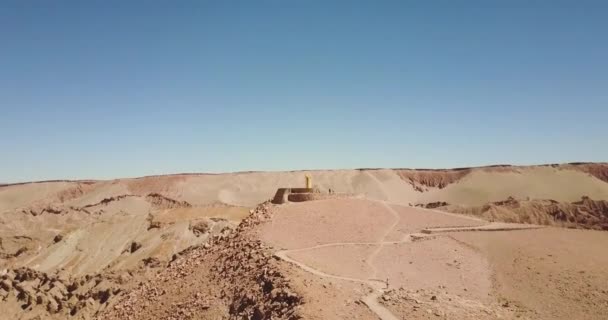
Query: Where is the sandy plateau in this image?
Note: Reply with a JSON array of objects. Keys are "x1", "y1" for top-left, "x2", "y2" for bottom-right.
[{"x1": 0, "y1": 163, "x2": 607, "y2": 319}]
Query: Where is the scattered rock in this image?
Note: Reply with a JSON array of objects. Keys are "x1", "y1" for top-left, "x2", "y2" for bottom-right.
[
  {"x1": 53, "y1": 234, "x2": 63, "y2": 243},
  {"x1": 142, "y1": 257, "x2": 162, "y2": 268},
  {"x1": 145, "y1": 193, "x2": 192, "y2": 209},
  {"x1": 189, "y1": 220, "x2": 210, "y2": 236},
  {"x1": 130, "y1": 241, "x2": 142, "y2": 253},
  {"x1": 103, "y1": 201, "x2": 303, "y2": 320},
  {"x1": 0, "y1": 279, "x2": 12, "y2": 291},
  {"x1": 0, "y1": 267, "x2": 128, "y2": 318}
]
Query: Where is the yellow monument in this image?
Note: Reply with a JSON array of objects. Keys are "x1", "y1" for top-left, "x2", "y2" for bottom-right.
[{"x1": 305, "y1": 174, "x2": 312, "y2": 189}]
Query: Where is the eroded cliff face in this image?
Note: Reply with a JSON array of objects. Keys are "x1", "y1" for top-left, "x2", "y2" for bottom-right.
[
  {"x1": 565, "y1": 162, "x2": 608, "y2": 183},
  {"x1": 395, "y1": 169, "x2": 473, "y2": 191},
  {"x1": 396, "y1": 163, "x2": 608, "y2": 192},
  {"x1": 436, "y1": 196, "x2": 608, "y2": 230},
  {"x1": 102, "y1": 202, "x2": 303, "y2": 320},
  {"x1": 1, "y1": 163, "x2": 608, "y2": 319}
]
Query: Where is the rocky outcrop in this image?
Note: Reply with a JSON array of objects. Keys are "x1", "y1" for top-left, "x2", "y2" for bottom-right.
[
  {"x1": 20, "y1": 192, "x2": 191, "y2": 218},
  {"x1": 102, "y1": 202, "x2": 302, "y2": 320},
  {"x1": 145, "y1": 193, "x2": 192, "y2": 210},
  {"x1": 83, "y1": 195, "x2": 136, "y2": 208},
  {"x1": 0, "y1": 236, "x2": 36, "y2": 260},
  {"x1": 443, "y1": 196, "x2": 608, "y2": 230},
  {"x1": 566, "y1": 162, "x2": 608, "y2": 183},
  {"x1": 396, "y1": 169, "x2": 472, "y2": 191},
  {"x1": 415, "y1": 201, "x2": 449, "y2": 209},
  {"x1": 211, "y1": 203, "x2": 301, "y2": 319},
  {"x1": 0, "y1": 267, "x2": 129, "y2": 318},
  {"x1": 189, "y1": 220, "x2": 210, "y2": 236},
  {"x1": 22, "y1": 204, "x2": 64, "y2": 216}
]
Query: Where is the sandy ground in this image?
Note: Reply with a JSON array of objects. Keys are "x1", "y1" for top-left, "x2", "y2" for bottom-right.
[
  {"x1": 260, "y1": 198, "x2": 608, "y2": 319},
  {"x1": 153, "y1": 205, "x2": 250, "y2": 224},
  {"x1": 282, "y1": 265, "x2": 380, "y2": 320},
  {"x1": 450, "y1": 228, "x2": 608, "y2": 319},
  {"x1": 287, "y1": 244, "x2": 377, "y2": 280},
  {"x1": 384, "y1": 204, "x2": 487, "y2": 241},
  {"x1": 374, "y1": 238, "x2": 492, "y2": 301},
  {"x1": 259, "y1": 199, "x2": 398, "y2": 249},
  {"x1": 262, "y1": 199, "x2": 498, "y2": 319}
]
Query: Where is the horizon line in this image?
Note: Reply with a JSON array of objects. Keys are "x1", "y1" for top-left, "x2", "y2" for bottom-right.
[{"x1": 1, "y1": 161, "x2": 606, "y2": 187}]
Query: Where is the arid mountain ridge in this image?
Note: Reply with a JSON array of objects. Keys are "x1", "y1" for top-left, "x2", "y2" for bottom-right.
[
  {"x1": 1, "y1": 162, "x2": 608, "y2": 319},
  {"x1": 2, "y1": 162, "x2": 607, "y2": 187}
]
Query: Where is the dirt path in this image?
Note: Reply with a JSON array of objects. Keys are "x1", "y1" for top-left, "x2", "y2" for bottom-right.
[
  {"x1": 363, "y1": 290, "x2": 400, "y2": 320},
  {"x1": 275, "y1": 245, "x2": 399, "y2": 320},
  {"x1": 273, "y1": 201, "x2": 544, "y2": 320},
  {"x1": 274, "y1": 201, "x2": 406, "y2": 320},
  {"x1": 367, "y1": 202, "x2": 401, "y2": 280}
]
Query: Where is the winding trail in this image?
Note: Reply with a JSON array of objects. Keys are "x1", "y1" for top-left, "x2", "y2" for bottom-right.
[
  {"x1": 366, "y1": 202, "x2": 401, "y2": 280},
  {"x1": 274, "y1": 201, "x2": 405, "y2": 320},
  {"x1": 272, "y1": 200, "x2": 543, "y2": 320}
]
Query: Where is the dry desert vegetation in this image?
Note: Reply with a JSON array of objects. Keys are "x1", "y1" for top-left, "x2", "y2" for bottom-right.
[{"x1": 1, "y1": 163, "x2": 608, "y2": 319}]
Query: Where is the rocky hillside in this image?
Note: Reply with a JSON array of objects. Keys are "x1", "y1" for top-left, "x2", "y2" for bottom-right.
[
  {"x1": 436, "y1": 196, "x2": 608, "y2": 230},
  {"x1": 102, "y1": 202, "x2": 302, "y2": 320},
  {"x1": 2, "y1": 163, "x2": 608, "y2": 209}
]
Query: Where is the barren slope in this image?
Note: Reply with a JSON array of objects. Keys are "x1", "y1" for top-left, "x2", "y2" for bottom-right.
[
  {"x1": 1, "y1": 163, "x2": 608, "y2": 319},
  {"x1": 2, "y1": 163, "x2": 607, "y2": 210},
  {"x1": 99, "y1": 198, "x2": 608, "y2": 320}
]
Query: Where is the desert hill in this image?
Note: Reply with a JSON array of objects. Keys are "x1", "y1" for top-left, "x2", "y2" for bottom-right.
[
  {"x1": 0, "y1": 163, "x2": 607, "y2": 319},
  {"x1": 102, "y1": 199, "x2": 608, "y2": 320},
  {"x1": 2, "y1": 162, "x2": 608, "y2": 209}
]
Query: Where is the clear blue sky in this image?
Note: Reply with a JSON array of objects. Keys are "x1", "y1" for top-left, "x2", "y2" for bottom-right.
[{"x1": 1, "y1": 1, "x2": 607, "y2": 182}]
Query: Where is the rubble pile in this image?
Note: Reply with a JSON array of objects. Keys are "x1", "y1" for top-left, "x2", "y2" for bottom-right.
[
  {"x1": 380, "y1": 287, "x2": 520, "y2": 319},
  {"x1": 0, "y1": 267, "x2": 131, "y2": 318},
  {"x1": 103, "y1": 201, "x2": 303, "y2": 320},
  {"x1": 145, "y1": 193, "x2": 192, "y2": 210},
  {"x1": 210, "y1": 202, "x2": 302, "y2": 319}
]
